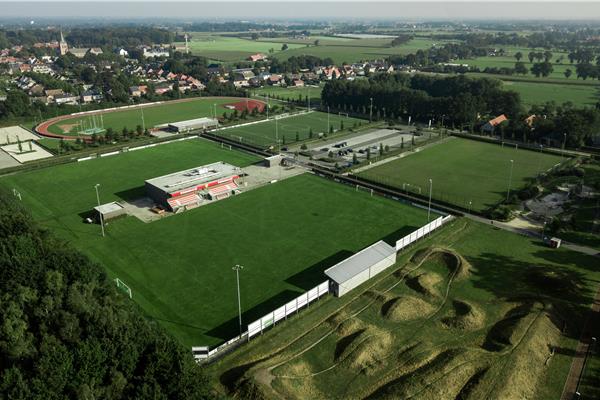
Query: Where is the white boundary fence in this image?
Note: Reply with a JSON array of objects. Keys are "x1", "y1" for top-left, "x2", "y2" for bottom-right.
[
  {"x1": 247, "y1": 280, "x2": 329, "y2": 338},
  {"x1": 396, "y1": 215, "x2": 453, "y2": 251}
]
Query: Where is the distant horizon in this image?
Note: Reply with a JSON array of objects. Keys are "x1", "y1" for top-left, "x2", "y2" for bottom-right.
[{"x1": 1, "y1": 1, "x2": 600, "y2": 21}]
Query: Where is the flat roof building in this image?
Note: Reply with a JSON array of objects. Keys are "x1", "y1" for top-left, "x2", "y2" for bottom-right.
[
  {"x1": 145, "y1": 162, "x2": 241, "y2": 211},
  {"x1": 168, "y1": 117, "x2": 218, "y2": 133},
  {"x1": 94, "y1": 201, "x2": 126, "y2": 221},
  {"x1": 325, "y1": 241, "x2": 396, "y2": 297}
]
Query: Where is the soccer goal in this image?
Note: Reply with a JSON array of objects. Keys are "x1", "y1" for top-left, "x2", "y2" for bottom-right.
[{"x1": 114, "y1": 278, "x2": 132, "y2": 299}]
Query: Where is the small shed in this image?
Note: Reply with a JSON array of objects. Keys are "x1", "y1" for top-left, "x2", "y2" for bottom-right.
[
  {"x1": 94, "y1": 202, "x2": 126, "y2": 221},
  {"x1": 264, "y1": 154, "x2": 284, "y2": 167},
  {"x1": 325, "y1": 241, "x2": 396, "y2": 297}
]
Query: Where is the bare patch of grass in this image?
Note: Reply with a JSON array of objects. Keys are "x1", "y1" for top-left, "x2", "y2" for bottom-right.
[{"x1": 442, "y1": 300, "x2": 486, "y2": 331}]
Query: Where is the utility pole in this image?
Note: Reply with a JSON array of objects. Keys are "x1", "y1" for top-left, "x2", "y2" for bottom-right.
[
  {"x1": 428, "y1": 178, "x2": 433, "y2": 221},
  {"x1": 562, "y1": 132, "x2": 567, "y2": 161},
  {"x1": 327, "y1": 106, "x2": 330, "y2": 133},
  {"x1": 140, "y1": 105, "x2": 145, "y2": 131},
  {"x1": 94, "y1": 184, "x2": 105, "y2": 237},
  {"x1": 266, "y1": 94, "x2": 269, "y2": 119},
  {"x1": 232, "y1": 265, "x2": 244, "y2": 337},
  {"x1": 369, "y1": 97, "x2": 373, "y2": 122},
  {"x1": 506, "y1": 159, "x2": 514, "y2": 202}
]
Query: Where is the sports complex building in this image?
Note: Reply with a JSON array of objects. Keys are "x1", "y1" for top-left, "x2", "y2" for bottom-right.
[
  {"x1": 145, "y1": 161, "x2": 242, "y2": 211},
  {"x1": 167, "y1": 117, "x2": 219, "y2": 133}
]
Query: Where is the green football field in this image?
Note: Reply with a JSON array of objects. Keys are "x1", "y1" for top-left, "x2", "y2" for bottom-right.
[
  {"x1": 0, "y1": 138, "x2": 431, "y2": 346},
  {"x1": 358, "y1": 138, "x2": 564, "y2": 212},
  {"x1": 215, "y1": 111, "x2": 367, "y2": 147},
  {"x1": 45, "y1": 97, "x2": 247, "y2": 136}
]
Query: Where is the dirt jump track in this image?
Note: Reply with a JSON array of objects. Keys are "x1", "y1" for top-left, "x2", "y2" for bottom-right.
[{"x1": 35, "y1": 96, "x2": 266, "y2": 140}]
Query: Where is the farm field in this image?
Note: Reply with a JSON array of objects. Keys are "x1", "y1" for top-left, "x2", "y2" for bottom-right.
[
  {"x1": 215, "y1": 111, "x2": 367, "y2": 148},
  {"x1": 176, "y1": 35, "x2": 305, "y2": 61},
  {"x1": 207, "y1": 218, "x2": 600, "y2": 400},
  {"x1": 502, "y1": 80, "x2": 600, "y2": 107},
  {"x1": 358, "y1": 138, "x2": 563, "y2": 212},
  {"x1": 274, "y1": 37, "x2": 450, "y2": 64},
  {"x1": 42, "y1": 97, "x2": 257, "y2": 137},
  {"x1": 0, "y1": 141, "x2": 431, "y2": 347}
]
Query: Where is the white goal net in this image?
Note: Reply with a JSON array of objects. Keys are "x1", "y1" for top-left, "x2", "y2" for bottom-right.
[{"x1": 114, "y1": 278, "x2": 132, "y2": 298}]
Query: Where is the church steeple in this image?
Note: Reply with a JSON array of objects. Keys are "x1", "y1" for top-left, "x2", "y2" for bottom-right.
[{"x1": 59, "y1": 29, "x2": 68, "y2": 56}]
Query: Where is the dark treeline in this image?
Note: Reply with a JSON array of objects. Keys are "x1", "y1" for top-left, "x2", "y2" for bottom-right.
[
  {"x1": 0, "y1": 189, "x2": 211, "y2": 399},
  {"x1": 322, "y1": 73, "x2": 521, "y2": 126},
  {"x1": 269, "y1": 55, "x2": 335, "y2": 73},
  {"x1": 0, "y1": 27, "x2": 174, "y2": 48}
]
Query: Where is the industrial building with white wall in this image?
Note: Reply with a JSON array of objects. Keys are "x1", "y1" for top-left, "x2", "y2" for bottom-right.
[{"x1": 325, "y1": 240, "x2": 397, "y2": 297}]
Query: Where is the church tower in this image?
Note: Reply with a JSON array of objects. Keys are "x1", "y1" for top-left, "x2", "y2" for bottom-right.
[{"x1": 59, "y1": 30, "x2": 69, "y2": 56}]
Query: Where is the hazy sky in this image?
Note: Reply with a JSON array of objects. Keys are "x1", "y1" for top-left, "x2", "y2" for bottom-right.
[{"x1": 1, "y1": 1, "x2": 600, "y2": 20}]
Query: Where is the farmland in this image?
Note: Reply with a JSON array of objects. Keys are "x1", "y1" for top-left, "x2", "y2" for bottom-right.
[
  {"x1": 358, "y1": 138, "x2": 563, "y2": 212},
  {"x1": 214, "y1": 111, "x2": 367, "y2": 147},
  {"x1": 0, "y1": 140, "x2": 431, "y2": 346},
  {"x1": 502, "y1": 79, "x2": 600, "y2": 108},
  {"x1": 207, "y1": 218, "x2": 600, "y2": 400},
  {"x1": 176, "y1": 35, "x2": 306, "y2": 62},
  {"x1": 251, "y1": 84, "x2": 323, "y2": 104}
]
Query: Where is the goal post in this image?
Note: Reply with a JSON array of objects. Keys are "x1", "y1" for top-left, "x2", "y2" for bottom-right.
[{"x1": 114, "y1": 278, "x2": 132, "y2": 299}]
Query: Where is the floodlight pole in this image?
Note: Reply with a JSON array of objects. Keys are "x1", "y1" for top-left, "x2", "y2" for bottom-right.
[
  {"x1": 506, "y1": 159, "x2": 514, "y2": 202},
  {"x1": 327, "y1": 106, "x2": 330, "y2": 132},
  {"x1": 266, "y1": 94, "x2": 269, "y2": 119},
  {"x1": 233, "y1": 264, "x2": 244, "y2": 337},
  {"x1": 562, "y1": 132, "x2": 567, "y2": 161},
  {"x1": 468, "y1": 200, "x2": 472, "y2": 214},
  {"x1": 140, "y1": 105, "x2": 145, "y2": 131},
  {"x1": 94, "y1": 184, "x2": 105, "y2": 237},
  {"x1": 369, "y1": 97, "x2": 373, "y2": 122},
  {"x1": 428, "y1": 178, "x2": 433, "y2": 221}
]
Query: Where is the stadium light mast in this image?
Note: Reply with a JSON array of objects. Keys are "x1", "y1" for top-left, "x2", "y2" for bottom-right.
[
  {"x1": 506, "y1": 160, "x2": 514, "y2": 202},
  {"x1": 140, "y1": 105, "x2": 145, "y2": 131},
  {"x1": 428, "y1": 178, "x2": 433, "y2": 221},
  {"x1": 369, "y1": 97, "x2": 373, "y2": 122},
  {"x1": 214, "y1": 104, "x2": 217, "y2": 120},
  {"x1": 562, "y1": 132, "x2": 567, "y2": 161},
  {"x1": 327, "y1": 106, "x2": 330, "y2": 132},
  {"x1": 266, "y1": 94, "x2": 269, "y2": 119},
  {"x1": 94, "y1": 184, "x2": 105, "y2": 237},
  {"x1": 232, "y1": 265, "x2": 244, "y2": 337}
]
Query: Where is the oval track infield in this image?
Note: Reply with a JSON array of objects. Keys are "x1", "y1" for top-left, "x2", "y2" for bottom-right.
[{"x1": 36, "y1": 96, "x2": 266, "y2": 140}]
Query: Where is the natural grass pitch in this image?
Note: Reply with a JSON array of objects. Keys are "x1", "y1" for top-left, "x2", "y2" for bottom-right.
[
  {"x1": 358, "y1": 138, "x2": 564, "y2": 212},
  {"x1": 43, "y1": 97, "x2": 254, "y2": 136},
  {"x1": 1, "y1": 139, "x2": 430, "y2": 346},
  {"x1": 215, "y1": 111, "x2": 367, "y2": 147}
]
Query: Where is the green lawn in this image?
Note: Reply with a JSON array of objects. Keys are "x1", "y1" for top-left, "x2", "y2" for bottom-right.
[
  {"x1": 358, "y1": 138, "x2": 564, "y2": 212},
  {"x1": 274, "y1": 37, "x2": 450, "y2": 64},
  {"x1": 178, "y1": 35, "x2": 306, "y2": 62},
  {"x1": 251, "y1": 85, "x2": 323, "y2": 104},
  {"x1": 215, "y1": 111, "x2": 367, "y2": 148},
  {"x1": 208, "y1": 218, "x2": 600, "y2": 400},
  {"x1": 46, "y1": 97, "x2": 245, "y2": 136},
  {"x1": 502, "y1": 80, "x2": 600, "y2": 107},
  {"x1": 0, "y1": 139, "x2": 431, "y2": 346}
]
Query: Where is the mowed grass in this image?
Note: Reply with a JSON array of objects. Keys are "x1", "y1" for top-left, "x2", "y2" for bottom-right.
[
  {"x1": 0, "y1": 139, "x2": 431, "y2": 346},
  {"x1": 275, "y1": 37, "x2": 450, "y2": 64},
  {"x1": 213, "y1": 218, "x2": 600, "y2": 400},
  {"x1": 46, "y1": 97, "x2": 242, "y2": 136},
  {"x1": 178, "y1": 35, "x2": 305, "y2": 62},
  {"x1": 251, "y1": 85, "x2": 323, "y2": 103},
  {"x1": 502, "y1": 80, "x2": 600, "y2": 107},
  {"x1": 215, "y1": 111, "x2": 367, "y2": 147},
  {"x1": 359, "y1": 138, "x2": 563, "y2": 212}
]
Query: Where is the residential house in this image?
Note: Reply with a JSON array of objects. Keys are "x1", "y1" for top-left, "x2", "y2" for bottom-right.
[
  {"x1": 248, "y1": 53, "x2": 267, "y2": 62},
  {"x1": 29, "y1": 84, "x2": 45, "y2": 97},
  {"x1": 291, "y1": 79, "x2": 304, "y2": 87},
  {"x1": 81, "y1": 89, "x2": 103, "y2": 103},
  {"x1": 44, "y1": 88, "x2": 64, "y2": 100},
  {"x1": 142, "y1": 46, "x2": 170, "y2": 58},
  {"x1": 154, "y1": 82, "x2": 173, "y2": 95},
  {"x1": 116, "y1": 48, "x2": 129, "y2": 57},
  {"x1": 89, "y1": 48, "x2": 103, "y2": 56},
  {"x1": 482, "y1": 114, "x2": 508, "y2": 134},
  {"x1": 69, "y1": 48, "x2": 90, "y2": 58},
  {"x1": 54, "y1": 93, "x2": 79, "y2": 105}
]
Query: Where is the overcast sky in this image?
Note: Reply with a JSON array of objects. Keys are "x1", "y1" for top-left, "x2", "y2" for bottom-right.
[{"x1": 1, "y1": 1, "x2": 600, "y2": 20}]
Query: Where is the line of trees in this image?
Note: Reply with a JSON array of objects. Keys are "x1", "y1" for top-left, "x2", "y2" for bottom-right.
[
  {"x1": 0, "y1": 189, "x2": 211, "y2": 399},
  {"x1": 321, "y1": 73, "x2": 522, "y2": 127}
]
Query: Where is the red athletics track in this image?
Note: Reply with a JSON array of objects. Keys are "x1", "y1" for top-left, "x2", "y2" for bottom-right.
[{"x1": 35, "y1": 97, "x2": 266, "y2": 140}]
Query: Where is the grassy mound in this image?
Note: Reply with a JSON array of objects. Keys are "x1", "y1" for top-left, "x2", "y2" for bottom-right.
[
  {"x1": 442, "y1": 300, "x2": 486, "y2": 331},
  {"x1": 482, "y1": 302, "x2": 543, "y2": 351},
  {"x1": 382, "y1": 296, "x2": 435, "y2": 322},
  {"x1": 273, "y1": 361, "x2": 324, "y2": 400},
  {"x1": 338, "y1": 326, "x2": 393, "y2": 374},
  {"x1": 406, "y1": 272, "x2": 443, "y2": 298},
  {"x1": 363, "y1": 289, "x2": 394, "y2": 304},
  {"x1": 485, "y1": 313, "x2": 561, "y2": 399}
]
